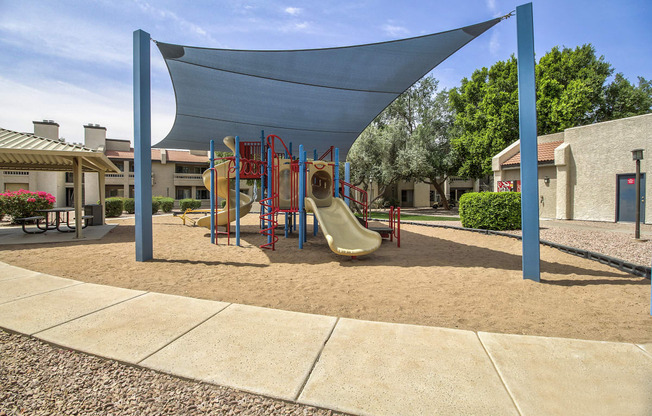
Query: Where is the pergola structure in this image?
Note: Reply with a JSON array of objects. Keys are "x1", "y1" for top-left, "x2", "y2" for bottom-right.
[
  {"x1": 133, "y1": 4, "x2": 542, "y2": 283},
  {"x1": 0, "y1": 128, "x2": 120, "y2": 238}
]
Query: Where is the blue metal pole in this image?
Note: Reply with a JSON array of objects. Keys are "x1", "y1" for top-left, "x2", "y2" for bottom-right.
[
  {"x1": 267, "y1": 147, "x2": 273, "y2": 246},
  {"x1": 210, "y1": 140, "x2": 215, "y2": 244},
  {"x1": 133, "y1": 29, "x2": 152, "y2": 262},
  {"x1": 334, "y1": 148, "x2": 340, "y2": 198},
  {"x1": 345, "y1": 162, "x2": 351, "y2": 207},
  {"x1": 299, "y1": 145, "x2": 306, "y2": 249},
  {"x1": 516, "y1": 2, "x2": 540, "y2": 282},
  {"x1": 314, "y1": 149, "x2": 318, "y2": 161},
  {"x1": 289, "y1": 142, "x2": 293, "y2": 159},
  {"x1": 235, "y1": 136, "x2": 241, "y2": 246}
]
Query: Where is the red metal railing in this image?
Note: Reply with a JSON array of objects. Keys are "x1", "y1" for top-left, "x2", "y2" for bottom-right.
[
  {"x1": 339, "y1": 180, "x2": 369, "y2": 227},
  {"x1": 239, "y1": 141, "x2": 263, "y2": 179},
  {"x1": 318, "y1": 146, "x2": 334, "y2": 161}
]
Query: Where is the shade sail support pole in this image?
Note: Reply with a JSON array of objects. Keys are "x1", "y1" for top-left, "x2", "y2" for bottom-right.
[
  {"x1": 516, "y1": 3, "x2": 540, "y2": 281},
  {"x1": 134, "y1": 29, "x2": 153, "y2": 262}
]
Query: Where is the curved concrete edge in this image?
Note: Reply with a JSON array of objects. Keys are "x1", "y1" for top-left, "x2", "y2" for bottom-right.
[{"x1": 1, "y1": 261, "x2": 651, "y2": 416}]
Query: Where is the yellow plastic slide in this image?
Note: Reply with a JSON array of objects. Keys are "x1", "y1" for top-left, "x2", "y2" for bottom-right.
[
  {"x1": 305, "y1": 197, "x2": 382, "y2": 257},
  {"x1": 196, "y1": 136, "x2": 253, "y2": 228}
]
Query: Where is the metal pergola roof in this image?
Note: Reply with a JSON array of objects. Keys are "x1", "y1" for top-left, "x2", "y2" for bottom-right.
[{"x1": 0, "y1": 128, "x2": 120, "y2": 173}]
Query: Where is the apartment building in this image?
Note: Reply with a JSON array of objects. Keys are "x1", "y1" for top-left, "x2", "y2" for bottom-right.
[{"x1": 1, "y1": 121, "x2": 214, "y2": 206}]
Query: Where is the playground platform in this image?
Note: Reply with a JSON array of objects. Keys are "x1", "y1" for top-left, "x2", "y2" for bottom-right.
[{"x1": 0, "y1": 261, "x2": 650, "y2": 416}]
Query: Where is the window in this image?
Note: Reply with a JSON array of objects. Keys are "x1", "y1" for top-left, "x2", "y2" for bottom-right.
[
  {"x1": 175, "y1": 165, "x2": 206, "y2": 174},
  {"x1": 196, "y1": 189, "x2": 209, "y2": 199},
  {"x1": 176, "y1": 187, "x2": 192, "y2": 200},
  {"x1": 106, "y1": 186, "x2": 124, "y2": 198}
]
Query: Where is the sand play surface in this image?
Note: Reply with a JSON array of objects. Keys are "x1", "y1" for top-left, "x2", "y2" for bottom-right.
[{"x1": 1, "y1": 214, "x2": 650, "y2": 343}]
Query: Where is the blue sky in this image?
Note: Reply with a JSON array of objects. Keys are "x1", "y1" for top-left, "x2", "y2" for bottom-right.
[{"x1": 1, "y1": 0, "x2": 650, "y2": 146}]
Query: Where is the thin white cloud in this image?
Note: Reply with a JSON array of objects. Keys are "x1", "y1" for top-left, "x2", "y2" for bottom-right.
[
  {"x1": 0, "y1": 12, "x2": 131, "y2": 68},
  {"x1": 382, "y1": 23, "x2": 409, "y2": 38},
  {"x1": 0, "y1": 76, "x2": 174, "y2": 145},
  {"x1": 486, "y1": 0, "x2": 502, "y2": 17},
  {"x1": 285, "y1": 7, "x2": 302, "y2": 16},
  {"x1": 134, "y1": 0, "x2": 215, "y2": 43},
  {"x1": 489, "y1": 31, "x2": 500, "y2": 55}
]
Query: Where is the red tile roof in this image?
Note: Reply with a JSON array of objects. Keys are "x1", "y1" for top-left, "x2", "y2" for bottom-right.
[
  {"x1": 502, "y1": 141, "x2": 563, "y2": 166},
  {"x1": 166, "y1": 150, "x2": 209, "y2": 163},
  {"x1": 105, "y1": 149, "x2": 208, "y2": 163},
  {"x1": 105, "y1": 149, "x2": 161, "y2": 160}
]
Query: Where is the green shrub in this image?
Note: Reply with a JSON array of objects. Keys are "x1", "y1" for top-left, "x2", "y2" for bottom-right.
[
  {"x1": 459, "y1": 192, "x2": 521, "y2": 231},
  {"x1": 154, "y1": 196, "x2": 174, "y2": 213},
  {"x1": 105, "y1": 197, "x2": 124, "y2": 217},
  {"x1": 0, "y1": 190, "x2": 55, "y2": 222},
  {"x1": 123, "y1": 198, "x2": 135, "y2": 214},
  {"x1": 151, "y1": 199, "x2": 161, "y2": 214},
  {"x1": 180, "y1": 198, "x2": 202, "y2": 211}
]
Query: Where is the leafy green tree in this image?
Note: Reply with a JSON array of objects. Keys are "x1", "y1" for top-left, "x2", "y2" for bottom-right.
[
  {"x1": 597, "y1": 74, "x2": 652, "y2": 121},
  {"x1": 347, "y1": 121, "x2": 406, "y2": 207},
  {"x1": 450, "y1": 44, "x2": 651, "y2": 178},
  {"x1": 396, "y1": 87, "x2": 457, "y2": 208},
  {"x1": 448, "y1": 58, "x2": 519, "y2": 179},
  {"x1": 349, "y1": 76, "x2": 457, "y2": 209}
]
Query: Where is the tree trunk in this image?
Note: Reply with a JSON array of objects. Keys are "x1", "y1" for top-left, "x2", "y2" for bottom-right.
[{"x1": 431, "y1": 178, "x2": 449, "y2": 210}]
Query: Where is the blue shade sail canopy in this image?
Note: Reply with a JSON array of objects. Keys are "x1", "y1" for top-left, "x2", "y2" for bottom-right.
[{"x1": 154, "y1": 17, "x2": 502, "y2": 157}]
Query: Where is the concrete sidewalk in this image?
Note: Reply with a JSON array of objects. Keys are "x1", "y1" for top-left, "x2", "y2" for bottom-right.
[{"x1": 0, "y1": 261, "x2": 650, "y2": 415}]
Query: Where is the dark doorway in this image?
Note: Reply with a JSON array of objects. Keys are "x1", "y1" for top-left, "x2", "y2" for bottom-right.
[{"x1": 617, "y1": 173, "x2": 645, "y2": 222}]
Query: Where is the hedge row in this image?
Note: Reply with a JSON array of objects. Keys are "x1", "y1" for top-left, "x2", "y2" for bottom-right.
[
  {"x1": 459, "y1": 192, "x2": 521, "y2": 231},
  {"x1": 104, "y1": 197, "x2": 176, "y2": 217},
  {"x1": 180, "y1": 198, "x2": 202, "y2": 211}
]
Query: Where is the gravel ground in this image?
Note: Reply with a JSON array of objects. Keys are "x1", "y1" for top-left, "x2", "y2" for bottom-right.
[
  {"x1": 0, "y1": 330, "x2": 343, "y2": 416},
  {"x1": 399, "y1": 215, "x2": 652, "y2": 268}
]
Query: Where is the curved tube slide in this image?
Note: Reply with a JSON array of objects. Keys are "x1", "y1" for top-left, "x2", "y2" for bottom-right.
[
  {"x1": 196, "y1": 160, "x2": 253, "y2": 228},
  {"x1": 305, "y1": 197, "x2": 381, "y2": 256}
]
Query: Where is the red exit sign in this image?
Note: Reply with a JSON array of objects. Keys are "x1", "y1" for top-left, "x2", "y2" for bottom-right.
[{"x1": 627, "y1": 178, "x2": 635, "y2": 185}]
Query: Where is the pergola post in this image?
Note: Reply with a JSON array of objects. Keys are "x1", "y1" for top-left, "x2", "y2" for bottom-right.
[
  {"x1": 98, "y1": 171, "x2": 106, "y2": 224},
  {"x1": 134, "y1": 29, "x2": 153, "y2": 261},
  {"x1": 516, "y1": 3, "x2": 541, "y2": 281},
  {"x1": 73, "y1": 156, "x2": 83, "y2": 239}
]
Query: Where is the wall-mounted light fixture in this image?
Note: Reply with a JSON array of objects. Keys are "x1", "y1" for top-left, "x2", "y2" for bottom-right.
[{"x1": 543, "y1": 176, "x2": 550, "y2": 186}]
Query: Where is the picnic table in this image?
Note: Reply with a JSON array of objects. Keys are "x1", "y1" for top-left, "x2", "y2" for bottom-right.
[
  {"x1": 15, "y1": 207, "x2": 93, "y2": 234},
  {"x1": 37, "y1": 207, "x2": 92, "y2": 233}
]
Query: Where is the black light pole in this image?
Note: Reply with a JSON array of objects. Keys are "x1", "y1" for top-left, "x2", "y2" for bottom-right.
[{"x1": 632, "y1": 149, "x2": 644, "y2": 239}]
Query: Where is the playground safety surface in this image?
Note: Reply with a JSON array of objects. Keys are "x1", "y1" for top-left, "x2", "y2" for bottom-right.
[
  {"x1": 0, "y1": 262, "x2": 650, "y2": 415},
  {"x1": 0, "y1": 215, "x2": 649, "y2": 344}
]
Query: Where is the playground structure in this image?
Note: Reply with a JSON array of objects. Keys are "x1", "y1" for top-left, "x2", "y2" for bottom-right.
[
  {"x1": 196, "y1": 136, "x2": 253, "y2": 229},
  {"x1": 201, "y1": 133, "x2": 397, "y2": 257}
]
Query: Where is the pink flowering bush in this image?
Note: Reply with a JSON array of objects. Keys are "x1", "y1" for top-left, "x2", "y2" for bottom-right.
[{"x1": 0, "y1": 189, "x2": 55, "y2": 222}]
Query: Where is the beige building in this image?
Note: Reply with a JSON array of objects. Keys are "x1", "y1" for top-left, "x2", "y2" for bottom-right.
[
  {"x1": 82, "y1": 124, "x2": 211, "y2": 203},
  {"x1": 383, "y1": 177, "x2": 480, "y2": 208},
  {"x1": 492, "y1": 113, "x2": 650, "y2": 224},
  {"x1": 1, "y1": 121, "x2": 218, "y2": 207}
]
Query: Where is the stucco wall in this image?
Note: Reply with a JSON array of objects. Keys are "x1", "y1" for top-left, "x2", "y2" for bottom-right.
[
  {"x1": 499, "y1": 166, "x2": 557, "y2": 219},
  {"x1": 565, "y1": 113, "x2": 650, "y2": 223},
  {"x1": 152, "y1": 162, "x2": 176, "y2": 198}
]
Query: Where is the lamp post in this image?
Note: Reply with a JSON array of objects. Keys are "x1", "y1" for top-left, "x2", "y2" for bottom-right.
[{"x1": 632, "y1": 149, "x2": 644, "y2": 240}]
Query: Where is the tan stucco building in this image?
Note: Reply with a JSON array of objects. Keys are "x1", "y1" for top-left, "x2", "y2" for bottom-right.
[
  {"x1": 493, "y1": 113, "x2": 650, "y2": 224},
  {"x1": 384, "y1": 177, "x2": 480, "y2": 208}
]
